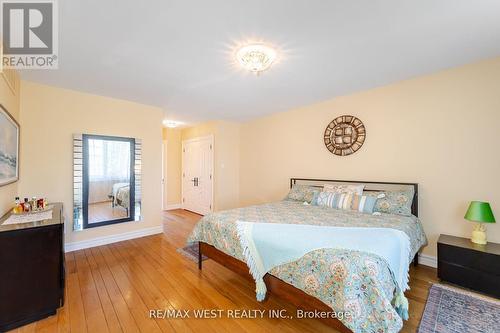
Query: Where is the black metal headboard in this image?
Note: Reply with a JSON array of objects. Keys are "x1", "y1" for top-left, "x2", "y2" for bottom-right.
[{"x1": 290, "y1": 178, "x2": 419, "y2": 217}]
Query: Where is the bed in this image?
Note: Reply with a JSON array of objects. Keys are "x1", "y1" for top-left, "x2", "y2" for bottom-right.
[
  {"x1": 187, "y1": 178, "x2": 427, "y2": 333},
  {"x1": 110, "y1": 182, "x2": 130, "y2": 214}
]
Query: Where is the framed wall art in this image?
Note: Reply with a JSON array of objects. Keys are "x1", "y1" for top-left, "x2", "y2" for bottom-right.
[{"x1": 0, "y1": 104, "x2": 20, "y2": 186}]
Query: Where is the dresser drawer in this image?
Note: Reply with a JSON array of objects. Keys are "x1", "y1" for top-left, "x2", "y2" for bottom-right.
[
  {"x1": 438, "y1": 243, "x2": 500, "y2": 276},
  {"x1": 438, "y1": 261, "x2": 500, "y2": 298}
]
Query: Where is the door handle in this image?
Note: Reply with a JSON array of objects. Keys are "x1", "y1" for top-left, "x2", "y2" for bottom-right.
[{"x1": 191, "y1": 177, "x2": 199, "y2": 187}]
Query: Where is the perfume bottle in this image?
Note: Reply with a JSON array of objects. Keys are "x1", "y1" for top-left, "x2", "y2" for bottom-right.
[
  {"x1": 37, "y1": 198, "x2": 45, "y2": 210},
  {"x1": 13, "y1": 197, "x2": 22, "y2": 214},
  {"x1": 23, "y1": 198, "x2": 31, "y2": 212},
  {"x1": 31, "y1": 197, "x2": 38, "y2": 211}
]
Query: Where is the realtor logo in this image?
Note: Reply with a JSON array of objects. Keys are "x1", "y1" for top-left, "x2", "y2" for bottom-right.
[{"x1": 1, "y1": 0, "x2": 58, "y2": 69}]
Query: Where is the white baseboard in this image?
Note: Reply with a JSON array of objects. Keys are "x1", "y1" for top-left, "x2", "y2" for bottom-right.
[
  {"x1": 165, "y1": 203, "x2": 182, "y2": 210},
  {"x1": 65, "y1": 225, "x2": 164, "y2": 252},
  {"x1": 418, "y1": 253, "x2": 437, "y2": 268}
]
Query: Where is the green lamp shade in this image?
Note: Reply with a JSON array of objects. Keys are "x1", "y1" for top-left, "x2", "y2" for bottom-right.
[{"x1": 464, "y1": 201, "x2": 496, "y2": 223}]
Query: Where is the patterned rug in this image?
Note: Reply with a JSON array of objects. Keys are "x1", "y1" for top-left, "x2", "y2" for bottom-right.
[
  {"x1": 177, "y1": 243, "x2": 208, "y2": 262},
  {"x1": 418, "y1": 283, "x2": 500, "y2": 333}
]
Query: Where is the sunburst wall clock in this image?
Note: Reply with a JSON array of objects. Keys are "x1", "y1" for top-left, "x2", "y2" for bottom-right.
[{"x1": 324, "y1": 115, "x2": 366, "y2": 156}]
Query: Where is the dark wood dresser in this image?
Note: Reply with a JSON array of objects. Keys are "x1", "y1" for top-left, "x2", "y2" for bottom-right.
[
  {"x1": 437, "y1": 234, "x2": 500, "y2": 298},
  {"x1": 0, "y1": 203, "x2": 65, "y2": 332}
]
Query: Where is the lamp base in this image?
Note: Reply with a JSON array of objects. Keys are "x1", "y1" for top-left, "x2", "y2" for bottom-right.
[{"x1": 471, "y1": 223, "x2": 487, "y2": 245}]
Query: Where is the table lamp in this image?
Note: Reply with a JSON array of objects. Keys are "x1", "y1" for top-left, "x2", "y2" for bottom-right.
[{"x1": 464, "y1": 201, "x2": 496, "y2": 245}]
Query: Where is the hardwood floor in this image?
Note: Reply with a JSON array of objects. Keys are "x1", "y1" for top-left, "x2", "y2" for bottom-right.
[
  {"x1": 9, "y1": 209, "x2": 438, "y2": 333},
  {"x1": 88, "y1": 202, "x2": 128, "y2": 224}
]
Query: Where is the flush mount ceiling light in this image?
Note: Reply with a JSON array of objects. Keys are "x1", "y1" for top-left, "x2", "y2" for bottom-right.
[
  {"x1": 235, "y1": 44, "x2": 277, "y2": 74},
  {"x1": 163, "y1": 120, "x2": 182, "y2": 128}
]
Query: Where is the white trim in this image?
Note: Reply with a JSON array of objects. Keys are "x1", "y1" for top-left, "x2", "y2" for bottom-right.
[
  {"x1": 418, "y1": 253, "x2": 437, "y2": 268},
  {"x1": 162, "y1": 139, "x2": 168, "y2": 210},
  {"x1": 65, "y1": 225, "x2": 163, "y2": 252},
  {"x1": 165, "y1": 203, "x2": 182, "y2": 210}
]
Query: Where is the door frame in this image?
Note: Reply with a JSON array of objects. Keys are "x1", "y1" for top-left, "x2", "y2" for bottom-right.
[
  {"x1": 181, "y1": 135, "x2": 214, "y2": 215},
  {"x1": 162, "y1": 139, "x2": 168, "y2": 210}
]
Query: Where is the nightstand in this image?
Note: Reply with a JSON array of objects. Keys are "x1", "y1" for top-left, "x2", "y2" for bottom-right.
[{"x1": 437, "y1": 234, "x2": 500, "y2": 298}]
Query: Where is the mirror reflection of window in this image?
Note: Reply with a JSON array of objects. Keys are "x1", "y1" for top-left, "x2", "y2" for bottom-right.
[{"x1": 82, "y1": 135, "x2": 135, "y2": 229}]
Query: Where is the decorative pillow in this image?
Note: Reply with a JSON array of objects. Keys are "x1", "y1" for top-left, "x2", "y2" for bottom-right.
[
  {"x1": 323, "y1": 183, "x2": 365, "y2": 195},
  {"x1": 285, "y1": 185, "x2": 319, "y2": 203},
  {"x1": 364, "y1": 189, "x2": 415, "y2": 216},
  {"x1": 314, "y1": 191, "x2": 384, "y2": 214},
  {"x1": 311, "y1": 191, "x2": 321, "y2": 205}
]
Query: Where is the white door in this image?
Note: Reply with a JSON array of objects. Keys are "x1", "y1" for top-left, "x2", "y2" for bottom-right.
[{"x1": 182, "y1": 136, "x2": 213, "y2": 215}]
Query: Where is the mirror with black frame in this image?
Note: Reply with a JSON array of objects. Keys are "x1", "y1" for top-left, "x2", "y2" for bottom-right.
[{"x1": 73, "y1": 134, "x2": 141, "y2": 231}]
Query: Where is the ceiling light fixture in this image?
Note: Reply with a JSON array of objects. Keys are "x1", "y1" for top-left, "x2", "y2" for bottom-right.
[
  {"x1": 235, "y1": 44, "x2": 277, "y2": 74},
  {"x1": 163, "y1": 120, "x2": 181, "y2": 128}
]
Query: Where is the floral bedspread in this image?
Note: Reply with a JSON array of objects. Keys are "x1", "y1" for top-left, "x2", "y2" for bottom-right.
[{"x1": 187, "y1": 200, "x2": 427, "y2": 333}]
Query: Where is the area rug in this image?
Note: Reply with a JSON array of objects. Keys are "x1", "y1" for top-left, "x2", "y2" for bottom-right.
[
  {"x1": 177, "y1": 243, "x2": 208, "y2": 262},
  {"x1": 418, "y1": 283, "x2": 500, "y2": 333}
]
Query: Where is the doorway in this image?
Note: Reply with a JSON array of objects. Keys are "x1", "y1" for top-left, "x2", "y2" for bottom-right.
[{"x1": 182, "y1": 135, "x2": 213, "y2": 215}]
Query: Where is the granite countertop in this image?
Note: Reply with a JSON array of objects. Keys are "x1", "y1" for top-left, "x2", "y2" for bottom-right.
[{"x1": 0, "y1": 203, "x2": 63, "y2": 233}]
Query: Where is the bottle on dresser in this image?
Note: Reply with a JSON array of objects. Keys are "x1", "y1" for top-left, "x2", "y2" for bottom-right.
[
  {"x1": 31, "y1": 197, "x2": 37, "y2": 211},
  {"x1": 12, "y1": 197, "x2": 23, "y2": 214},
  {"x1": 23, "y1": 198, "x2": 31, "y2": 212}
]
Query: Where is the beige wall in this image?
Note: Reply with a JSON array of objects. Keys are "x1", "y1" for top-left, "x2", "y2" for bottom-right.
[
  {"x1": 240, "y1": 57, "x2": 500, "y2": 257},
  {"x1": 181, "y1": 121, "x2": 240, "y2": 211},
  {"x1": 0, "y1": 70, "x2": 20, "y2": 216},
  {"x1": 163, "y1": 127, "x2": 182, "y2": 206},
  {"x1": 19, "y1": 81, "x2": 164, "y2": 244}
]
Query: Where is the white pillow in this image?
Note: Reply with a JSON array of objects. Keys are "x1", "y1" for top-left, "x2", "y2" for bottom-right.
[{"x1": 323, "y1": 183, "x2": 365, "y2": 195}]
